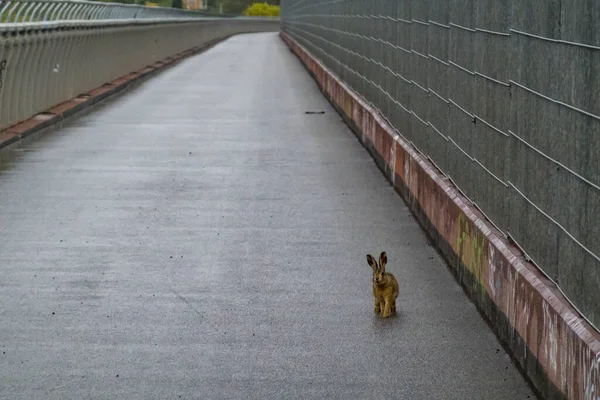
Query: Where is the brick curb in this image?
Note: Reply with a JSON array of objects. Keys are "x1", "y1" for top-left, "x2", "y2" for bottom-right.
[
  {"x1": 0, "y1": 32, "x2": 244, "y2": 153},
  {"x1": 279, "y1": 31, "x2": 600, "y2": 400}
]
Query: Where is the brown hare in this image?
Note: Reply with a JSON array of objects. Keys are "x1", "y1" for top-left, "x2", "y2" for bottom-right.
[{"x1": 367, "y1": 251, "x2": 398, "y2": 318}]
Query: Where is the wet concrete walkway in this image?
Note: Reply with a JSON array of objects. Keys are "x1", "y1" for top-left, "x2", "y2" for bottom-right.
[{"x1": 0, "y1": 32, "x2": 535, "y2": 399}]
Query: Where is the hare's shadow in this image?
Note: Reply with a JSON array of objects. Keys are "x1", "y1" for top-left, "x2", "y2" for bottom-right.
[{"x1": 370, "y1": 309, "x2": 404, "y2": 332}]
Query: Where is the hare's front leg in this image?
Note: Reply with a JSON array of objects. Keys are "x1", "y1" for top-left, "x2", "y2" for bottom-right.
[
  {"x1": 374, "y1": 298, "x2": 381, "y2": 314},
  {"x1": 382, "y1": 298, "x2": 392, "y2": 318}
]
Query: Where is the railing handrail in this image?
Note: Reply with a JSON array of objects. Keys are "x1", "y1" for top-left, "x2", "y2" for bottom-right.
[
  {"x1": 0, "y1": 0, "x2": 234, "y2": 23},
  {"x1": 0, "y1": 17, "x2": 221, "y2": 31}
]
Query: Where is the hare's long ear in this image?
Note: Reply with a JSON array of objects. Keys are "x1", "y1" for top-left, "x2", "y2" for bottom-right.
[
  {"x1": 366, "y1": 254, "x2": 378, "y2": 270},
  {"x1": 379, "y1": 251, "x2": 387, "y2": 272}
]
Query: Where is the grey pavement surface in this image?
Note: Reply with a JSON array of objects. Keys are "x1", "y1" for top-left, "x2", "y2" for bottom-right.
[{"x1": 0, "y1": 32, "x2": 536, "y2": 399}]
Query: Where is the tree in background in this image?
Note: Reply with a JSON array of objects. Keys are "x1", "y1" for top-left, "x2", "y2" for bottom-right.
[
  {"x1": 172, "y1": 0, "x2": 183, "y2": 8},
  {"x1": 243, "y1": 2, "x2": 279, "y2": 16},
  {"x1": 210, "y1": 0, "x2": 278, "y2": 14}
]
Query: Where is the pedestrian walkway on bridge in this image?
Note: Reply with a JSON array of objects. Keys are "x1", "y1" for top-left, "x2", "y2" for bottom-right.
[{"x1": 0, "y1": 32, "x2": 535, "y2": 399}]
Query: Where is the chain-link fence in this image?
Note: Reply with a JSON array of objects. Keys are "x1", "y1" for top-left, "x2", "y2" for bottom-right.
[{"x1": 281, "y1": 0, "x2": 600, "y2": 330}]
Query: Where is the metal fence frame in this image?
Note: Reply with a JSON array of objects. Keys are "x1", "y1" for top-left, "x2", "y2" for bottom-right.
[
  {"x1": 281, "y1": 0, "x2": 600, "y2": 330},
  {"x1": 0, "y1": 0, "x2": 234, "y2": 23}
]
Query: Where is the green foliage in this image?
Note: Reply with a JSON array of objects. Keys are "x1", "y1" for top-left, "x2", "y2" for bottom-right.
[
  {"x1": 0, "y1": 3, "x2": 27, "y2": 22},
  {"x1": 213, "y1": 0, "x2": 280, "y2": 14},
  {"x1": 242, "y1": 2, "x2": 279, "y2": 16},
  {"x1": 171, "y1": 0, "x2": 183, "y2": 8}
]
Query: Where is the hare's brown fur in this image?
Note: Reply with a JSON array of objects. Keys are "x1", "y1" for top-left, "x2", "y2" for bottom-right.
[{"x1": 366, "y1": 251, "x2": 398, "y2": 318}]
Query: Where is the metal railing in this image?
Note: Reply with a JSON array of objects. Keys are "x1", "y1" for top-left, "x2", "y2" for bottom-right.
[
  {"x1": 0, "y1": 4, "x2": 279, "y2": 132},
  {"x1": 0, "y1": 0, "x2": 223, "y2": 23},
  {"x1": 281, "y1": 0, "x2": 600, "y2": 330}
]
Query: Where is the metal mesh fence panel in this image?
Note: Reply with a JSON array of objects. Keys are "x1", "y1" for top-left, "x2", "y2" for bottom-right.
[{"x1": 281, "y1": 0, "x2": 600, "y2": 329}]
